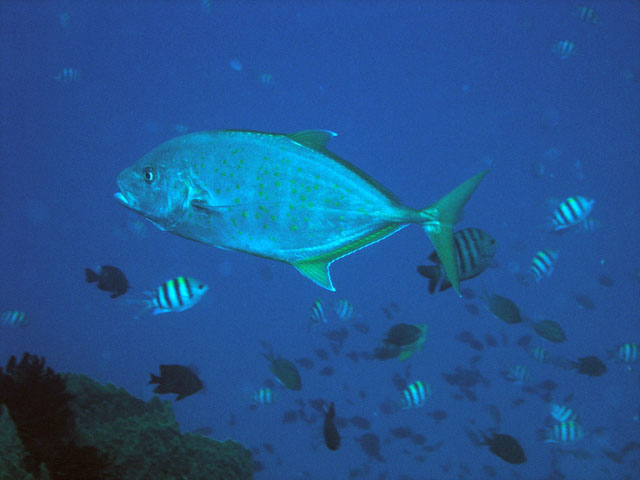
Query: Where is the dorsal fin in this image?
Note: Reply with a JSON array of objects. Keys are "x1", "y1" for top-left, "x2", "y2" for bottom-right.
[{"x1": 287, "y1": 130, "x2": 337, "y2": 151}]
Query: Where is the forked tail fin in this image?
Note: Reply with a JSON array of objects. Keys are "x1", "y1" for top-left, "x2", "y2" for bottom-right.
[{"x1": 421, "y1": 170, "x2": 489, "y2": 296}]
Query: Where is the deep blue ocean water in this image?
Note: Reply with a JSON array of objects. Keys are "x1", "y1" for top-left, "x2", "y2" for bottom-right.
[{"x1": 1, "y1": 1, "x2": 639, "y2": 479}]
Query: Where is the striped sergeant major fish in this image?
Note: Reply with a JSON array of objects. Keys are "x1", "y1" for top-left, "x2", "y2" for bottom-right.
[
  {"x1": 399, "y1": 381, "x2": 432, "y2": 409},
  {"x1": 575, "y1": 5, "x2": 599, "y2": 25},
  {"x1": 145, "y1": 277, "x2": 209, "y2": 315},
  {"x1": 417, "y1": 227, "x2": 497, "y2": 294},
  {"x1": 1, "y1": 310, "x2": 28, "y2": 328},
  {"x1": 544, "y1": 421, "x2": 585, "y2": 444},
  {"x1": 506, "y1": 365, "x2": 530, "y2": 384},
  {"x1": 334, "y1": 299, "x2": 354, "y2": 321},
  {"x1": 552, "y1": 40, "x2": 576, "y2": 59},
  {"x1": 251, "y1": 388, "x2": 275, "y2": 405},
  {"x1": 530, "y1": 249, "x2": 558, "y2": 282},
  {"x1": 528, "y1": 346, "x2": 549, "y2": 363},
  {"x1": 549, "y1": 404, "x2": 579, "y2": 423},
  {"x1": 609, "y1": 343, "x2": 638, "y2": 364},
  {"x1": 550, "y1": 196, "x2": 594, "y2": 232},
  {"x1": 54, "y1": 67, "x2": 80, "y2": 83},
  {"x1": 308, "y1": 298, "x2": 327, "y2": 329}
]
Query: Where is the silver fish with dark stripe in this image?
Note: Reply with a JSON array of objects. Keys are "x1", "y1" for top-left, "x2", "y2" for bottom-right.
[
  {"x1": 147, "y1": 277, "x2": 209, "y2": 315},
  {"x1": 417, "y1": 227, "x2": 497, "y2": 293}
]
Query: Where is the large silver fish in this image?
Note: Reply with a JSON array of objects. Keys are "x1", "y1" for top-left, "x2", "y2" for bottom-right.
[{"x1": 114, "y1": 130, "x2": 488, "y2": 293}]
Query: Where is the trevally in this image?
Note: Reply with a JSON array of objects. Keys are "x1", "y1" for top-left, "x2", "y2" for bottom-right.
[{"x1": 114, "y1": 130, "x2": 488, "y2": 294}]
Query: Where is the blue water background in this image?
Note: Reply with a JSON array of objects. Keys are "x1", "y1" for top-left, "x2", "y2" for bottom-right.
[{"x1": 1, "y1": 1, "x2": 639, "y2": 478}]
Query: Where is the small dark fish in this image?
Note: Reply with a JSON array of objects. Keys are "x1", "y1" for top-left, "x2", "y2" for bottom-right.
[
  {"x1": 319, "y1": 366, "x2": 335, "y2": 376},
  {"x1": 531, "y1": 319, "x2": 567, "y2": 343},
  {"x1": 348, "y1": 416, "x2": 371, "y2": 430},
  {"x1": 356, "y1": 433, "x2": 385, "y2": 462},
  {"x1": 389, "y1": 426, "x2": 413, "y2": 438},
  {"x1": 427, "y1": 410, "x2": 447, "y2": 422},
  {"x1": 470, "y1": 431, "x2": 527, "y2": 464},
  {"x1": 353, "y1": 322, "x2": 370, "y2": 334},
  {"x1": 597, "y1": 274, "x2": 614, "y2": 287},
  {"x1": 358, "y1": 390, "x2": 366, "y2": 399},
  {"x1": 417, "y1": 228, "x2": 497, "y2": 293},
  {"x1": 383, "y1": 323, "x2": 424, "y2": 347},
  {"x1": 295, "y1": 357, "x2": 315, "y2": 369},
  {"x1": 516, "y1": 335, "x2": 533, "y2": 348},
  {"x1": 346, "y1": 351, "x2": 359, "y2": 363},
  {"x1": 571, "y1": 355, "x2": 607, "y2": 377},
  {"x1": 149, "y1": 364, "x2": 203, "y2": 400},
  {"x1": 486, "y1": 293, "x2": 523, "y2": 324},
  {"x1": 85, "y1": 265, "x2": 129, "y2": 298},
  {"x1": 411, "y1": 434, "x2": 426, "y2": 445},
  {"x1": 264, "y1": 352, "x2": 302, "y2": 391},
  {"x1": 455, "y1": 331, "x2": 484, "y2": 351},
  {"x1": 574, "y1": 294, "x2": 596, "y2": 310},
  {"x1": 282, "y1": 410, "x2": 298, "y2": 423},
  {"x1": 315, "y1": 348, "x2": 329, "y2": 361},
  {"x1": 391, "y1": 373, "x2": 409, "y2": 391},
  {"x1": 485, "y1": 334, "x2": 497, "y2": 347},
  {"x1": 323, "y1": 402, "x2": 341, "y2": 451},
  {"x1": 263, "y1": 443, "x2": 275, "y2": 454},
  {"x1": 324, "y1": 328, "x2": 349, "y2": 345},
  {"x1": 464, "y1": 304, "x2": 480, "y2": 315}
]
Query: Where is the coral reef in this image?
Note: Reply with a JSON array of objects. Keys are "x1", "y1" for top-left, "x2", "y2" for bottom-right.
[{"x1": 0, "y1": 353, "x2": 253, "y2": 480}]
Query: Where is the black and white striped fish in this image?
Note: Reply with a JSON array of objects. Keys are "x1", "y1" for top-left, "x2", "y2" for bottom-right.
[
  {"x1": 544, "y1": 421, "x2": 585, "y2": 444},
  {"x1": 54, "y1": 68, "x2": 80, "y2": 83},
  {"x1": 530, "y1": 249, "x2": 558, "y2": 282},
  {"x1": 549, "y1": 403, "x2": 579, "y2": 423},
  {"x1": 309, "y1": 298, "x2": 327, "y2": 328},
  {"x1": 550, "y1": 196, "x2": 594, "y2": 232},
  {"x1": 552, "y1": 40, "x2": 576, "y2": 59},
  {"x1": 334, "y1": 299, "x2": 354, "y2": 321},
  {"x1": 146, "y1": 277, "x2": 208, "y2": 315},
  {"x1": 417, "y1": 227, "x2": 497, "y2": 293},
  {"x1": 399, "y1": 381, "x2": 432, "y2": 409},
  {"x1": 610, "y1": 343, "x2": 638, "y2": 364},
  {"x1": 1, "y1": 310, "x2": 28, "y2": 328},
  {"x1": 575, "y1": 5, "x2": 599, "y2": 25}
]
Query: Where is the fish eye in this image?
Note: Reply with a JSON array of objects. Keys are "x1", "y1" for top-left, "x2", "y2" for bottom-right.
[{"x1": 143, "y1": 167, "x2": 155, "y2": 184}]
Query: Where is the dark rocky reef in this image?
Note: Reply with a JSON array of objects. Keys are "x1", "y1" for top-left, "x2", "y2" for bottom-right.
[{"x1": 0, "y1": 353, "x2": 253, "y2": 480}]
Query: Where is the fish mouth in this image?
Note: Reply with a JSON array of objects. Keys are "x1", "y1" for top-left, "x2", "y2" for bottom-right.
[{"x1": 114, "y1": 191, "x2": 129, "y2": 206}]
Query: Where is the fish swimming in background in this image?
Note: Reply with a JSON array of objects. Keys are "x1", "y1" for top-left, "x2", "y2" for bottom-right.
[
  {"x1": 549, "y1": 403, "x2": 579, "y2": 423},
  {"x1": 149, "y1": 364, "x2": 204, "y2": 400},
  {"x1": 263, "y1": 349, "x2": 302, "y2": 391},
  {"x1": 323, "y1": 402, "x2": 341, "y2": 451},
  {"x1": 575, "y1": 5, "x2": 599, "y2": 25},
  {"x1": 549, "y1": 196, "x2": 594, "y2": 232},
  {"x1": 506, "y1": 365, "x2": 530, "y2": 384},
  {"x1": 143, "y1": 277, "x2": 208, "y2": 315},
  {"x1": 54, "y1": 67, "x2": 80, "y2": 83},
  {"x1": 529, "y1": 249, "x2": 558, "y2": 282},
  {"x1": 251, "y1": 387, "x2": 275, "y2": 406},
  {"x1": 552, "y1": 40, "x2": 576, "y2": 59},
  {"x1": 308, "y1": 298, "x2": 327, "y2": 329},
  {"x1": 609, "y1": 343, "x2": 638, "y2": 365},
  {"x1": 417, "y1": 227, "x2": 497, "y2": 293},
  {"x1": 1, "y1": 310, "x2": 28, "y2": 328},
  {"x1": 543, "y1": 421, "x2": 585, "y2": 445},
  {"x1": 398, "y1": 381, "x2": 432, "y2": 409},
  {"x1": 334, "y1": 299, "x2": 354, "y2": 321},
  {"x1": 467, "y1": 430, "x2": 527, "y2": 465},
  {"x1": 85, "y1": 265, "x2": 129, "y2": 298},
  {"x1": 114, "y1": 130, "x2": 489, "y2": 294}
]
